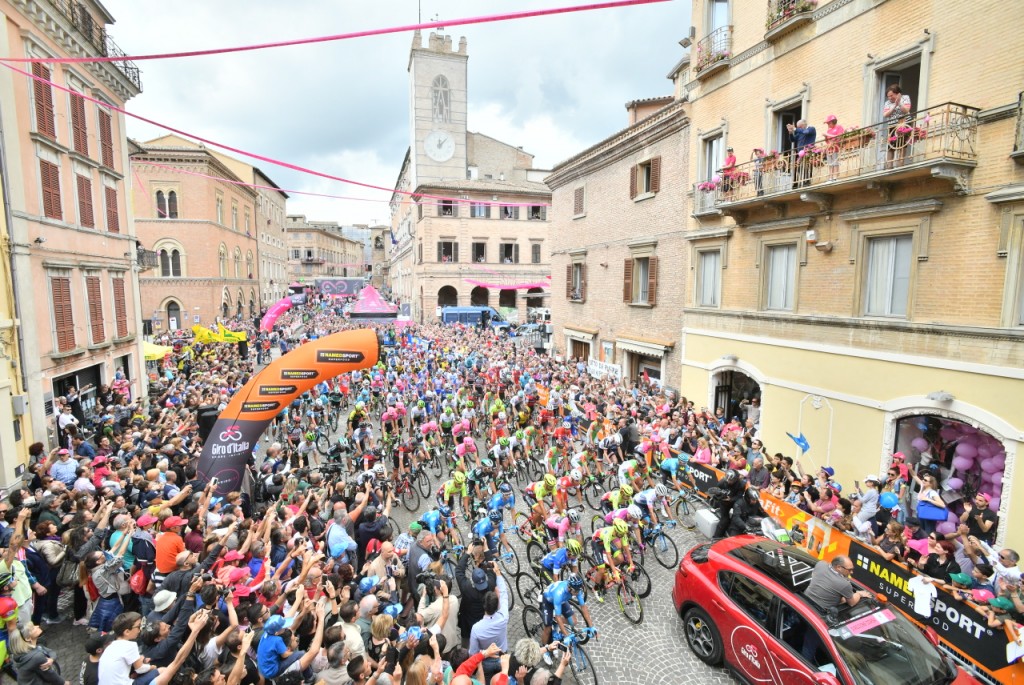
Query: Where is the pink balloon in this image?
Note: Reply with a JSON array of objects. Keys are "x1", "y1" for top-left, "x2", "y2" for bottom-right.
[
  {"x1": 981, "y1": 459, "x2": 1001, "y2": 474},
  {"x1": 980, "y1": 471, "x2": 994, "y2": 484},
  {"x1": 993, "y1": 483, "x2": 1003, "y2": 496},
  {"x1": 939, "y1": 427, "x2": 958, "y2": 441},
  {"x1": 977, "y1": 445, "x2": 993, "y2": 459},
  {"x1": 951, "y1": 456, "x2": 974, "y2": 472},
  {"x1": 911, "y1": 437, "x2": 929, "y2": 451},
  {"x1": 989, "y1": 497, "x2": 1000, "y2": 510},
  {"x1": 955, "y1": 442, "x2": 978, "y2": 458},
  {"x1": 946, "y1": 477, "x2": 964, "y2": 490},
  {"x1": 961, "y1": 425, "x2": 977, "y2": 435},
  {"x1": 936, "y1": 522, "x2": 957, "y2": 536},
  {"x1": 994, "y1": 456, "x2": 1006, "y2": 468},
  {"x1": 946, "y1": 511, "x2": 959, "y2": 524}
]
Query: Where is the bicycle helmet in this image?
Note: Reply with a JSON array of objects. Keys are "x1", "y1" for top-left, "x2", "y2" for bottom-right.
[
  {"x1": 498, "y1": 437, "x2": 510, "y2": 447},
  {"x1": 565, "y1": 539, "x2": 583, "y2": 558},
  {"x1": 567, "y1": 509, "x2": 580, "y2": 524},
  {"x1": 418, "y1": 400, "x2": 425, "y2": 408},
  {"x1": 627, "y1": 505, "x2": 643, "y2": 520},
  {"x1": 499, "y1": 483, "x2": 513, "y2": 494},
  {"x1": 488, "y1": 510, "x2": 502, "y2": 523},
  {"x1": 470, "y1": 468, "x2": 483, "y2": 481},
  {"x1": 612, "y1": 519, "x2": 629, "y2": 536},
  {"x1": 543, "y1": 473, "x2": 557, "y2": 489},
  {"x1": 0, "y1": 572, "x2": 15, "y2": 591},
  {"x1": 498, "y1": 412, "x2": 507, "y2": 420},
  {"x1": 467, "y1": 401, "x2": 475, "y2": 408},
  {"x1": 356, "y1": 402, "x2": 365, "y2": 410},
  {"x1": 515, "y1": 430, "x2": 525, "y2": 440},
  {"x1": 305, "y1": 432, "x2": 316, "y2": 441},
  {"x1": 654, "y1": 483, "x2": 669, "y2": 498},
  {"x1": 453, "y1": 471, "x2": 467, "y2": 484},
  {"x1": 569, "y1": 469, "x2": 582, "y2": 483},
  {"x1": 438, "y1": 505, "x2": 451, "y2": 517},
  {"x1": 374, "y1": 462, "x2": 387, "y2": 475},
  {"x1": 620, "y1": 484, "x2": 634, "y2": 499}
]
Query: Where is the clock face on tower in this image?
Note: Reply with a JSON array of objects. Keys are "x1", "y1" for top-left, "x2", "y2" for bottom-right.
[{"x1": 424, "y1": 130, "x2": 455, "y2": 162}]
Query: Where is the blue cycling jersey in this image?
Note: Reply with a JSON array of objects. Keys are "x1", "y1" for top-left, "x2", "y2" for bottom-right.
[
  {"x1": 472, "y1": 518, "x2": 504, "y2": 550},
  {"x1": 660, "y1": 457, "x2": 680, "y2": 476},
  {"x1": 542, "y1": 580, "x2": 583, "y2": 616},
  {"x1": 420, "y1": 510, "x2": 443, "y2": 534},
  {"x1": 541, "y1": 547, "x2": 570, "y2": 575},
  {"x1": 487, "y1": 492, "x2": 515, "y2": 512}
]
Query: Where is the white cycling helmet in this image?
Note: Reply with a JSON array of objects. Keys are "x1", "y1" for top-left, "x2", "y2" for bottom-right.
[
  {"x1": 654, "y1": 483, "x2": 669, "y2": 498},
  {"x1": 627, "y1": 505, "x2": 643, "y2": 520},
  {"x1": 569, "y1": 469, "x2": 583, "y2": 483},
  {"x1": 373, "y1": 463, "x2": 386, "y2": 475},
  {"x1": 567, "y1": 509, "x2": 580, "y2": 524}
]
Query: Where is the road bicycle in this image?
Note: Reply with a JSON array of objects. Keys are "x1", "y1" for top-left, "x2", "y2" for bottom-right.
[
  {"x1": 639, "y1": 518, "x2": 679, "y2": 569},
  {"x1": 581, "y1": 558, "x2": 644, "y2": 625},
  {"x1": 521, "y1": 608, "x2": 599, "y2": 685},
  {"x1": 668, "y1": 481, "x2": 710, "y2": 530}
]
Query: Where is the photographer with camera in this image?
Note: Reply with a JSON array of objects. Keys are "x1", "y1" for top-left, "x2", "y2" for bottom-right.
[
  {"x1": 416, "y1": 573, "x2": 459, "y2": 658},
  {"x1": 355, "y1": 491, "x2": 394, "y2": 570},
  {"x1": 455, "y1": 539, "x2": 494, "y2": 641}
]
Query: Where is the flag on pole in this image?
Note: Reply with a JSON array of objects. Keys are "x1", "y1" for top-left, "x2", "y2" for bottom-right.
[{"x1": 786, "y1": 432, "x2": 811, "y2": 453}]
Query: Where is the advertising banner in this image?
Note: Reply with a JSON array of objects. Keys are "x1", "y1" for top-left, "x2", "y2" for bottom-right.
[
  {"x1": 317, "y1": 278, "x2": 365, "y2": 297},
  {"x1": 197, "y1": 328, "x2": 380, "y2": 494},
  {"x1": 587, "y1": 358, "x2": 622, "y2": 381}
]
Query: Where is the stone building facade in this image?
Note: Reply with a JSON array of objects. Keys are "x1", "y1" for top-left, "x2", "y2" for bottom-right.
[
  {"x1": 547, "y1": 99, "x2": 689, "y2": 387},
  {"x1": 285, "y1": 215, "x2": 365, "y2": 283}
]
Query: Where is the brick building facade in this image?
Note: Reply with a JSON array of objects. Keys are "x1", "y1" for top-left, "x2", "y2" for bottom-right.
[{"x1": 285, "y1": 215, "x2": 365, "y2": 283}]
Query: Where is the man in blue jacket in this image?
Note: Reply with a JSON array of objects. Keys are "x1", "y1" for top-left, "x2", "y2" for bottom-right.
[{"x1": 788, "y1": 119, "x2": 817, "y2": 187}]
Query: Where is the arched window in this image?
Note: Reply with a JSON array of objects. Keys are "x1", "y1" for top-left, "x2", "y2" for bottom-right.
[
  {"x1": 167, "y1": 191, "x2": 178, "y2": 219},
  {"x1": 216, "y1": 196, "x2": 224, "y2": 224},
  {"x1": 431, "y1": 75, "x2": 451, "y2": 123},
  {"x1": 221, "y1": 299, "x2": 229, "y2": 319},
  {"x1": 170, "y1": 249, "x2": 181, "y2": 277},
  {"x1": 156, "y1": 190, "x2": 166, "y2": 218},
  {"x1": 233, "y1": 248, "x2": 242, "y2": 278},
  {"x1": 246, "y1": 251, "x2": 254, "y2": 279},
  {"x1": 160, "y1": 249, "x2": 171, "y2": 276},
  {"x1": 231, "y1": 204, "x2": 238, "y2": 230},
  {"x1": 218, "y1": 245, "x2": 227, "y2": 278}
]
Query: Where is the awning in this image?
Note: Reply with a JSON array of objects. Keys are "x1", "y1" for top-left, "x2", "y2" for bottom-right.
[
  {"x1": 615, "y1": 336, "x2": 674, "y2": 357},
  {"x1": 565, "y1": 325, "x2": 598, "y2": 341},
  {"x1": 143, "y1": 341, "x2": 174, "y2": 361}
]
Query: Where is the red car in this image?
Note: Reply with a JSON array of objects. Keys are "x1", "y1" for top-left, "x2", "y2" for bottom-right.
[{"x1": 672, "y1": 536, "x2": 981, "y2": 685}]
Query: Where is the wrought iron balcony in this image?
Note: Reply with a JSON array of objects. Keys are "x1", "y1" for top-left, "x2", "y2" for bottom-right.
[
  {"x1": 49, "y1": 0, "x2": 142, "y2": 90},
  {"x1": 693, "y1": 102, "x2": 979, "y2": 221},
  {"x1": 136, "y1": 249, "x2": 159, "y2": 271},
  {"x1": 1012, "y1": 91, "x2": 1024, "y2": 165},
  {"x1": 694, "y1": 26, "x2": 731, "y2": 78},
  {"x1": 765, "y1": 0, "x2": 817, "y2": 41},
  {"x1": 301, "y1": 257, "x2": 325, "y2": 264}
]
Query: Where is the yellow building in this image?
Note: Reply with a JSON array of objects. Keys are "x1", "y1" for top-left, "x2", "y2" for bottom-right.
[
  {"x1": 680, "y1": 0, "x2": 1024, "y2": 548},
  {"x1": 285, "y1": 215, "x2": 365, "y2": 282}
]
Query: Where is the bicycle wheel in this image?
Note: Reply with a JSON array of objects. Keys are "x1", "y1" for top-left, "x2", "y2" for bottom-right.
[
  {"x1": 400, "y1": 483, "x2": 421, "y2": 511},
  {"x1": 329, "y1": 413, "x2": 339, "y2": 432},
  {"x1": 429, "y1": 453, "x2": 444, "y2": 479},
  {"x1": 617, "y1": 579, "x2": 644, "y2": 625},
  {"x1": 415, "y1": 470, "x2": 432, "y2": 498},
  {"x1": 569, "y1": 642, "x2": 599, "y2": 685},
  {"x1": 590, "y1": 514, "x2": 605, "y2": 536},
  {"x1": 516, "y1": 572, "x2": 544, "y2": 606},
  {"x1": 527, "y1": 459, "x2": 545, "y2": 482},
  {"x1": 675, "y1": 496, "x2": 698, "y2": 530},
  {"x1": 500, "y1": 546, "x2": 521, "y2": 576},
  {"x1": 568, "y1": 600, "x2": 592, "y2": 645},
  {"x1": 525, "y1": 540, "x2": 547, "y2": 569},
  {"x1": 316, "y1": 434, "x2": 331, "y2": 454},
  {"x1": 513, "y1": 512, "x2": 533, "y2": 544},
  {"x1": 652, "y1": 531, "x2": 679, "y2": 569},
  {"x1": 522, "y1": 605, "x2": 544, "y2": 640},
  {"x1": 583, "y1": 482, "x2": 604, "y2": 511},
  {"x1": 631, "y1": 564, "x2": 652, "y2": 599}
]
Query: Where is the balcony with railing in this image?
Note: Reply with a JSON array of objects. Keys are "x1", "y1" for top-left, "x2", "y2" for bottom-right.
[
  {"x1": 1012, "y1": 92, "x2": 1024, "y2": 165},
  {"x1": 765, "y1": 0, "x2": 817, "y2": 41},
  {"x1": 693, "y1": 103, "x2": 979, "y2": 221},
  {"x1": 694, "y1": 26, "x2": 732, "y2": 79},
  {"x1": 49, "y1": 0, "x2": 142, "y2": 90},
  {"x1": 301, "y1": 256, "x2": 325, "y2": 265},
  {"x1": 136, "y1": 248, "x2": 159, "y2": 271}
]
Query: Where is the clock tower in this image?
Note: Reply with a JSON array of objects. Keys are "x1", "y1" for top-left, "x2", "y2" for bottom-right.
[{"x1": 408, "y1": 30, "x2": 468, "y2": 188}]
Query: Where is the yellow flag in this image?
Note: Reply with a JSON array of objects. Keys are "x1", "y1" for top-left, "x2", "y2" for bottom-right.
[
  {"x1": 192, "y1": 324, "x2": 217, "y2": 343},
  {"x1": 217, "y1": 323, "x2": 247, "y2": 342}
]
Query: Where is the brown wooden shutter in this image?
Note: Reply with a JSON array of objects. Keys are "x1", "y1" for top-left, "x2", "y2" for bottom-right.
[
  {"x1": 647, "y1": 256, "x2": 659, "y2": 307},
  {"x1": 623, "y1": 258, "x2": 633, "y2": 302},
  {"x1": 452, "y1": 242, "x2": 459, "y2": 262},
  {"x1": 70, "y1": 92, "x2": 88, "y2": 155},
  {"x1": 629, "y1": 165, "x2": 638, "y2": 199},
  {"x1": 580, "y1": 263, "x2": 587, "y2": 302},
  {"x1": 51, "y1": 277, "x2": 75, "y2": 352},
  {"x1": 112, "y1": 277, "x2": 128, "y2": 338},
  {"x1": 105, "y1": 186, "x2": 119, "y2": 232},
  {"x1": 98, "y1": 110, "x2": 114, "y2": 167},
  {"x1": 565, "y1": 264, "x2": 573, "y2": 299},
  {"x1": 86, "y1": 275, "x2": 105, "y2": 343},
  {"x1": 40, "y1": 160, "x2": 62, "y2": 220},
  {"x1": 513, "y1": 243, "x2": 520, "y2": 263},
  {"x1": 77, "y1": 175, "x2": 94, "y2": 228},
  {"x1": 650, "y1": 156, "x2": 662, "y2": 193},
  {"x1": 573, "y1": 187, "x2": 584, "y2": 215},
  {"x1": 32, "y1": 63, "x2": 56, "y2": 138}
]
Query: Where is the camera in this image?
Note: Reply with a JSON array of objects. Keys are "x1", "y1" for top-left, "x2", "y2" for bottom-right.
[
  {"x1": 416, "y1": 571, "x2": 440, "y2": 598},
  {"x1": 202, "y1": 573, "x2": 213, "y2": 582}
]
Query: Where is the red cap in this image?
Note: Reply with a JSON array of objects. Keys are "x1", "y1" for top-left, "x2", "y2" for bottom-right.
[
  {"x1": 224, "y1": 550, "x2": 245, "y2": 562},
  {"x1": 137, "y1": 514, "x2": 159, "y2": 528},
  {"x1": 162, "y1": 516, "x2": 188, "y2": 530}
]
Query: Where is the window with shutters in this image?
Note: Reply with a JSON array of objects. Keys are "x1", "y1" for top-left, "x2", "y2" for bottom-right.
[
  {"x1": 500, "y1": 205, "x2": 520, "y2": 220},
  {"x1": 438, "y1": 199, "x2": 456, "y2": 217},
  {"x1": 630, "y1": 156, "x2": 662, "y2": 200},
  {"x1": 573, "y1": 187, "x2": 585, "y2": 217},
  {"x1": 70, "y1": 92, "x2": 88, "y2": 156},
  {"x1": 50, "y1": 275, "x2": 75, "y2": 352},
  {"x1": 567, "y1": 262, "x2": 586, "y2": 302},
  {"x1": 112, "y1": 276, "x2": 128, "y2": 338},
  {"x1": 470, "y1": 203, "x2": 490, "y2": 218},
  {"x1": 39, "y1": 160, "x2": 62, "y2": 220},
  {"x1": 32, "y1": 63, "x2": 56, "y2": 138},
  {"x1": 98, "y1": 110, "x2": 114, "y2": 168},
  {"x1": 76, "y1": 174, "x2": 94, "y2": 228},
  {"x1": 85, "y1": 275, "x2": 105, "y2": 344},
  {"x1": 624, "y1": 249, "x2": 659, "y2": 306},
  {"x1": 472, "y1": 242, "x2": 486, "y2": 263},
  {"x1": 104, "y1": 186, "x2": 119, "y2": 232},
  {"x1": 499, "y1": 243, "x2": 519, "y2": 264},
  {"x1": 437, "y1": 241, "x2": 458, "y2": 263},
  {"x1": 697, "y1": 249, "x2": 722, "y2": 307},
  {"x1": 528, "y1": 205, "x2": 546, "y2": 220},
  {"x1": 532, "y1": 243, "x2": 542, "y2": 264}
]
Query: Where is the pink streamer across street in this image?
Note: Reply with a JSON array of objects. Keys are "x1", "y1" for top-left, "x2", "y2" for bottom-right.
[{"x1": 463, "y1": 279, "x2": 550, "y2": 290}]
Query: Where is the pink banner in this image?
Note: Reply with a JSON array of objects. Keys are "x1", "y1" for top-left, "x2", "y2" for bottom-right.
[
  {"x1": 464, "y1": 279, "x2": 550, "y2": 290},
  {"x1": 259, "y1": 297, "x2": 292, "y2": 332}
]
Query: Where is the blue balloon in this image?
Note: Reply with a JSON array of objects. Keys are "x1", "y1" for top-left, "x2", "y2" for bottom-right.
[
  {"x1": 917, "y1": 421, "x2": 929, "y2": 431},
  {"x1": 879, "y1": 492, "x2": 898, "y2": 509}
]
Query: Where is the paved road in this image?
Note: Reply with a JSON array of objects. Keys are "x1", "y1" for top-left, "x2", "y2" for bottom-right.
[{"x1": 42, "y1": 371, "x2": 737, "y2": 684}]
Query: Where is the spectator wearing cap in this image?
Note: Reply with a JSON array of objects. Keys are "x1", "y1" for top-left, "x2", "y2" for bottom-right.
[
  {"x1": 961, "y1": 491, "x2": 998, "y2": 545},
  {"x1": 468, "y1": 564, "x2": 509, "y2": 673},
  {"x1": 393, "y1": 521, "x2": 420, "y2": 558},
  {"x1": 48, "y1": 448, "x2": 77, "y2": 487},
  {"x1": 154, "y1": 515, "x2": 187, "y2": 579},
  {"x1": 131, "y1": 513, "x2": 160, "y2": 615},
  {"x1": 141, "y1": 580, "x2": 200, "y2": 668},
  {"x1": 822, "y1": 114, "x2": 845, "y2": 180}
]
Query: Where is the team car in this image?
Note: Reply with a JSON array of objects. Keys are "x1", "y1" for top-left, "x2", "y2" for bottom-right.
[{"x1": 672, "y1": 536, "x2": 981, "y2": 685}]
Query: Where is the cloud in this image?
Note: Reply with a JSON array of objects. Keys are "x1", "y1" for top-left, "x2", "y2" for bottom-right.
[{"x1": 104, "y1": 0, "x2": 691, "y2": 224}]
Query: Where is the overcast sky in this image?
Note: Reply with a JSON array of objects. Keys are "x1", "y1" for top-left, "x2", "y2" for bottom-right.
[{"x1": 104, "y1": 0, "x2": 691, "y2": 225}]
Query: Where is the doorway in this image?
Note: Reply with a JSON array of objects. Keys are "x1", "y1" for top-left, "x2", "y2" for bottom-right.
[
  {"x1": 775, "y1": 104, "x2": 803, "y2": 154},
  {"x1": 470, "y1": 286, "x2": 489, "y2": 306},
  {"x1": 712, "y1": 369, "x2": 761, "y2": 422},
  {"x1": 166, "y1": 301, "x2": 181, "y2": 331},
  {"x1": 877, "y1": 60, "x2": 920, "y2": 119},
  {"x1": 570, "y1": 339, "x2": 591, "y2": 361}
]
